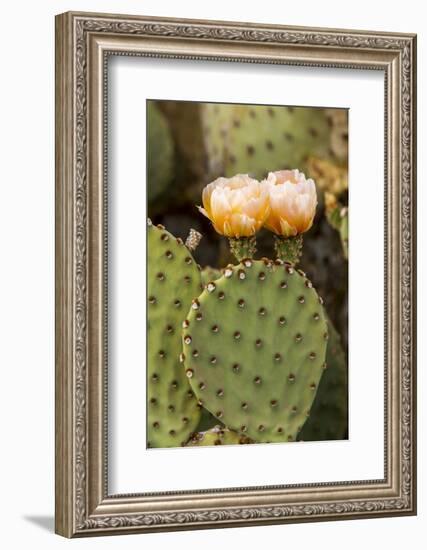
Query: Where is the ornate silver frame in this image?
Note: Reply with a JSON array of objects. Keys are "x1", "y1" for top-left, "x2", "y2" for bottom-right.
[{"x1": 55, "y1": 11, "x2": 417, "y2": 537}]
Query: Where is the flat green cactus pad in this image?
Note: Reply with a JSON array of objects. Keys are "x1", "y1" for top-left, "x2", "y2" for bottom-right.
[
  {"x1": 186, "y1": 426, "x2": 253, "y2": 446},
  {"x1": 147, "y1": 222, "x2": 202, "y2": 447},
  {"x1": 182, "y1": 259, "x2": 328, "y2": 443},
  {"x1": 202, "y1": 104, "x2": 331, "y2": 180}
]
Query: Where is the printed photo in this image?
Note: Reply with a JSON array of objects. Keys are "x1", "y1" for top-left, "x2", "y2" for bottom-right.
[{"x1": 146, "y1": 100, "x2": 348, "y2": 449}]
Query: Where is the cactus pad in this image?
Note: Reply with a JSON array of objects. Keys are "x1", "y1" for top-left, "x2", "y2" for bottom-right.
[
  {"x1": 201, "y1": 104, "x2": 331, "y2": 180},
  {"x1": 147, "y1": 222, "x2": 202, "y2": 447},
  {"x1": 187, "y1": 426, "x2": 253, "y2": 446},
  {"x1": 182, "y1": 260, "x2": 328, "y2": 443}
]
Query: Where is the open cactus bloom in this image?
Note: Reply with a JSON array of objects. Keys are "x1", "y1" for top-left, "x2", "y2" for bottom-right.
[
  {"x1": 198, "y1": 170, "x2": 317, "y2": 263},
  {"x1": 260, "y1": 169, "x2": 317, "y2": 264},
  {"x1": 198, "y1": 174, "x2": 270, "y2": 238},
  {"x1": 263, "y1": 169, "x2": 317, "y2": 237}
]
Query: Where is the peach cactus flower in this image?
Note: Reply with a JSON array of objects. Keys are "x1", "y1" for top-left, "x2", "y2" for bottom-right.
[
  {"x1": 198, "y1": 174, "x2": 270, "y2": 238},
  {"x1": 263, "y1": 170, "x2": 317, "y2": 237}
]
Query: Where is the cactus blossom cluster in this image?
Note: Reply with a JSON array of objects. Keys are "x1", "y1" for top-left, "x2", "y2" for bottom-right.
[{"x1": 199, "y1": 170, "x2": 317, "y2": 239}]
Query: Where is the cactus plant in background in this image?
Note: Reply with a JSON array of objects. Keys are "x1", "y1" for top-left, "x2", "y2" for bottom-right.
[
  {"x1": 298, "y1": 316, "x2": 348, "y2": 441},
  {"x1": 324, "y1": 192, "x2": 349, "y2": 260},
  {"x1": 325, "y1": 108, "x2": 349, "y2": 162},
  {"x1": 187, "y1": 426, "x2": 253, "y2": 446},
  {"x1": 147, "y1": 221, "x2": 202, "y2": 447},
  {"x1": 147, "y1": 104, "x2": 174, "y2": 203},
  {"x1": 182, "y1": 260, "x2": 328, "y2": 443},
  {"x1": 201, "y1": 104, "x2": 331, "y2": 180},
  {"x1": 201, "y1": 103, "x2": 235, "y2": 177},
  {"x1": 155, "y1": 101, "x2": 217, "y2": 186}
]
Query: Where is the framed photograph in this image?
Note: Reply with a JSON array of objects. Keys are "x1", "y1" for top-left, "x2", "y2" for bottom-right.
[{"x1": 55, "y1": 11, "x2": 417, "y2": 537}]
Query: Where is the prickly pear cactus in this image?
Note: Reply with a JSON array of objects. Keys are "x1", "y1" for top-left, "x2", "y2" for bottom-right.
[
  {"x1": 147, "y1": 103, "x2": 174, "y2": 202},
  {"x1": 325, "y1": 193, "x2": 349, "y2": 260},
  {"x1": 202, "y1": 104, "x2": 331, "y2": 180},
  {"x1": 299, "y1": 317, "x2": 348, "y2": 441},
  {"x1": 182, "y1": 259, "x2": 328, "y2": 443},
  {"x1": 187, "y1": 426, "x2": 253, "y2": 446},
  {"x1": 147, "y1": 222, "x2": 202, "y2": 447}
]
